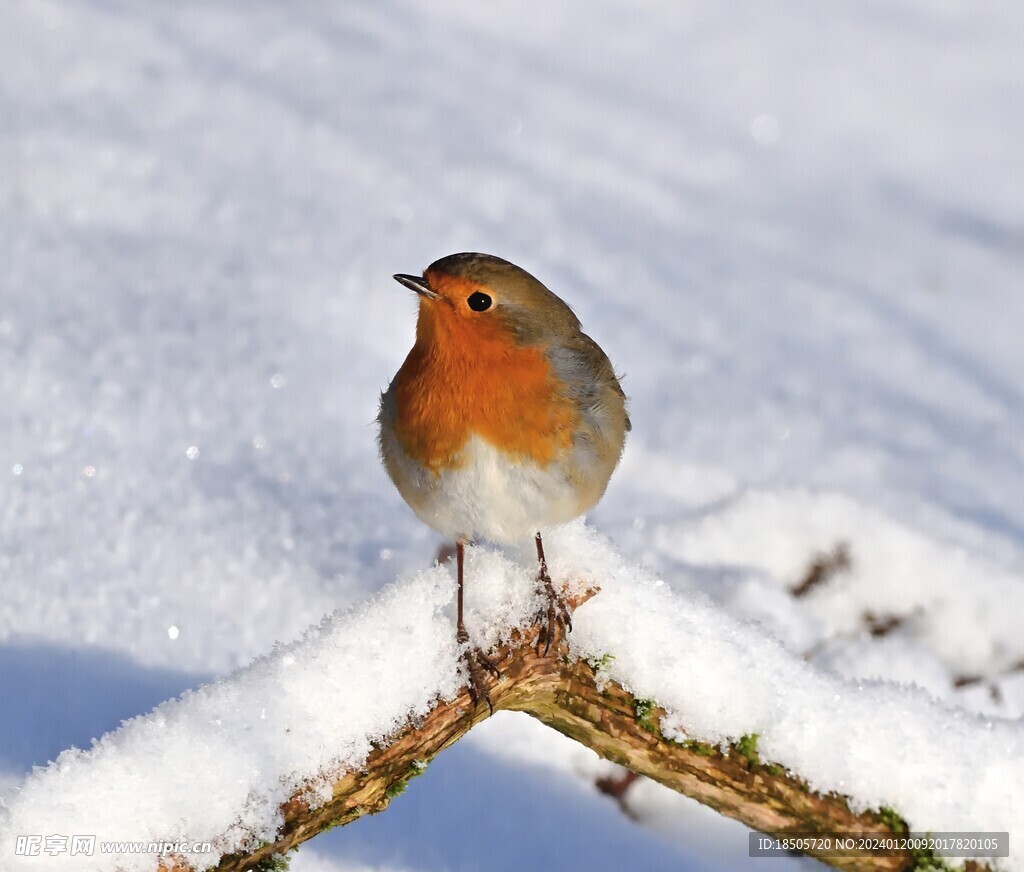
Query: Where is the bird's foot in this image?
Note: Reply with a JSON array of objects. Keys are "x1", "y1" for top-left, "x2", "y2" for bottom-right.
[
  {"x1": 457, "y1": 627, "x2": 500, "y2": 715},
  {"x1": 535, "y1": 573, "x2": 572, "y2": 656}
]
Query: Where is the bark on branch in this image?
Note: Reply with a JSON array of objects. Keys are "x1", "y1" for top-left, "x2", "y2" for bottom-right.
[{"x1": 161, "y1": 590, "x2": 985, "y2": 872}]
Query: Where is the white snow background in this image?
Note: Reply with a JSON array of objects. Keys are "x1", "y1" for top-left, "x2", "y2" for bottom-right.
[{"x1": 1, "y1": 1, "x2": 1023, "y2": 870}]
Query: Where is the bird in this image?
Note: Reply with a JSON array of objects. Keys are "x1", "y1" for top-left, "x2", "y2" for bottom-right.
[{"x1": 378, "y1": 252, "x2": 629, "y2": 707}]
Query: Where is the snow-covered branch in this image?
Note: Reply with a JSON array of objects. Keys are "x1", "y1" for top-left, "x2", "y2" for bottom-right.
[
  {"x1": 177, "y1": 594, "x2": 968, "y2": 872},
  {"x1": 1, "y1": 524, "x2": 1019, "y2": 872}
]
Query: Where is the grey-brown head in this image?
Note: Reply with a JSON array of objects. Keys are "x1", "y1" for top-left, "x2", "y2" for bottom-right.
[{"x1": 393, "y1": 252, "x2": 583, "y2": 346}]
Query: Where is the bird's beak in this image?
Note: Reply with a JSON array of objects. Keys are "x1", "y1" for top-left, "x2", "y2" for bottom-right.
[{"x1": 393, "y1": 273, "x2": 439, "y2": 300}]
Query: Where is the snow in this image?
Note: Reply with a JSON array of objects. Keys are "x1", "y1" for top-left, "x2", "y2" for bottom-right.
[
  {"x1": 2, "y1": 0, "x2": 1024, "y2": 869},
  {"x1": 0, "y1": 565, "x2": 466, "y2": 871},
  {"x1": 666, "y1": 490, "x2": 1024, "y2": 691},
  {"x1": 1, "y1": 524, "x2": 1021, "y2": 870},
  {"x1": 560, "y1": 525, "x2": 1024, "y2": 845}
]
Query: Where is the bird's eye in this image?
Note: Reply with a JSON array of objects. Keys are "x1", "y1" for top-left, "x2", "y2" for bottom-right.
[{"x1": 467, "y1": 291, "x2": 492, "y2": 312}]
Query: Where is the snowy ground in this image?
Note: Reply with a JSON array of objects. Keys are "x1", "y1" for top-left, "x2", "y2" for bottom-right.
[{"x1": 1, "y1": 0, "x2": 1023, "y2": 870}]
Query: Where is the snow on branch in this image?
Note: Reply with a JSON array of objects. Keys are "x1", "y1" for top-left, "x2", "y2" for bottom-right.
[{"x1": 1, "y1": 524, "x2": 1020, "y2": 872}]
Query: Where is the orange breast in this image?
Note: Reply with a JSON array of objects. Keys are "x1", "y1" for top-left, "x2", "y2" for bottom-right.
[{"x1": 391, "y1": 298, "x2": 577, "y2": 473}]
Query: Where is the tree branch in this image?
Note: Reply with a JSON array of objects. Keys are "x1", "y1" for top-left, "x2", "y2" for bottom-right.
[{"x1": 159, "y1": 590, "x2": 986, "y2": 872}]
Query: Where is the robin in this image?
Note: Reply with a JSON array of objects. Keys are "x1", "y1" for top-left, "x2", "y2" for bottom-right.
[{"x1": 378, "y1": 252, "x2": 630, "y2": 707}]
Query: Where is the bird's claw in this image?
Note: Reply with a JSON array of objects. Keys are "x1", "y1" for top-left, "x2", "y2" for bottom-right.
[
  {"x1": 458, "y1": 629, "x2": 499, "y2": 715},
  {"x1": 536, "y1": 582, "x2": 572, "y2": 656}
]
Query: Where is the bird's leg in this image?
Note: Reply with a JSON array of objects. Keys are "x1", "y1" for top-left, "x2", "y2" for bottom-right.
[
  {"x1": 455, "y1": 539, "x2": 499, "y2": 714},
  {"x1": 455, "y1": 538, "x2": 468, "y2": 642},
  {"x1": 535, "y1": 532, "x2": 572, "y2": 655}
]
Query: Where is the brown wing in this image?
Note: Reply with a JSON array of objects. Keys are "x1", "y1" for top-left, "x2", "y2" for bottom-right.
[{"x1": 571, "y1": 332, "x2": 631, "y2": 432}]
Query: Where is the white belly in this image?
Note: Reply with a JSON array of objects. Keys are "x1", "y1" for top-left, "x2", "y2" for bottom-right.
[{"x1": 384, "y1": 432, "x2": 584, "y2": 544}]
